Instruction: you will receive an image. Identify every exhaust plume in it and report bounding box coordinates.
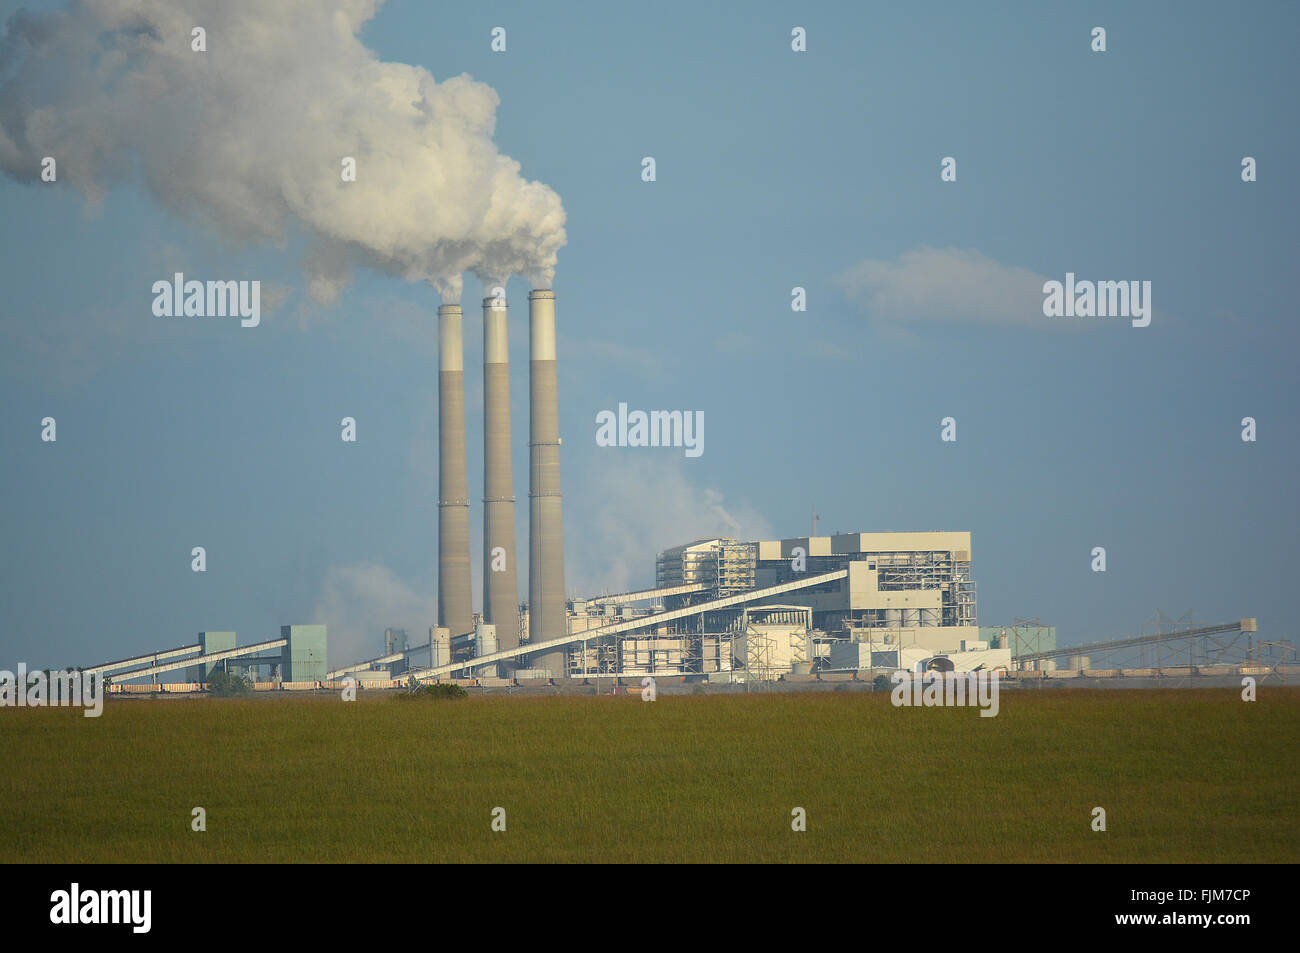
[0,0,565,302]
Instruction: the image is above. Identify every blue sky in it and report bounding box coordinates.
[2,0,1297,668]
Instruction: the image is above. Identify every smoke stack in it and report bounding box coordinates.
[482,292,520,651]
[528,289,567,674]
[437,303,473,637]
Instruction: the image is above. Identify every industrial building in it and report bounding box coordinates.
[322,292,1013,684]
[356,529,1004,683]
[569,530,996,680]
[87,625,329,687]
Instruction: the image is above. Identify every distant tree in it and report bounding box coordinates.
[397,680,467,700]
[206,668,251,697]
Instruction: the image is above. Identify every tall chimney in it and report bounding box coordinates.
[437,303,473,637]
[528,289,566,674]
[481,291,520,651]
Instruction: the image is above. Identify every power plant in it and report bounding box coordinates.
[419,287,995,682]
[418,287,997,681]
[74,284,1285,691]
[416,308,1003,681]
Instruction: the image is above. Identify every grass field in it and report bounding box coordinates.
[2,688,1296,863]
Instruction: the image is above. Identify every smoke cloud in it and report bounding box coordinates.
[566,456,774,596]
[312,562,432,666]
[0,0,565,302]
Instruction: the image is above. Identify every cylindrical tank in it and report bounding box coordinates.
[885,609,903,628]
[919,608,939,627]
[430,626,451,668]
[1041,658,1057,672]
[475,623,498,678]
[902,608,921,628]
[476,623,498,657]
[1068,655,1090,671]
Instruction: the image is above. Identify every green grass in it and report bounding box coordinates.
[2,688,1296,863]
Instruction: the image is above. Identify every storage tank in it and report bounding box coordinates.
[475,623,498,677]
[430,626,451,668]
[1066,655,1090,671]
[902,608,921,627]
[919,608,939,627]
[884,609,903,628]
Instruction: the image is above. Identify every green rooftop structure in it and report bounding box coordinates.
[281,625,327,681]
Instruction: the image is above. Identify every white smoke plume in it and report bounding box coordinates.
[566,456,775,597]
[312,562,432,667]
[0,0,565,302]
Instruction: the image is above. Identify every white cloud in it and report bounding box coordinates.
[837,246,1067,330]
